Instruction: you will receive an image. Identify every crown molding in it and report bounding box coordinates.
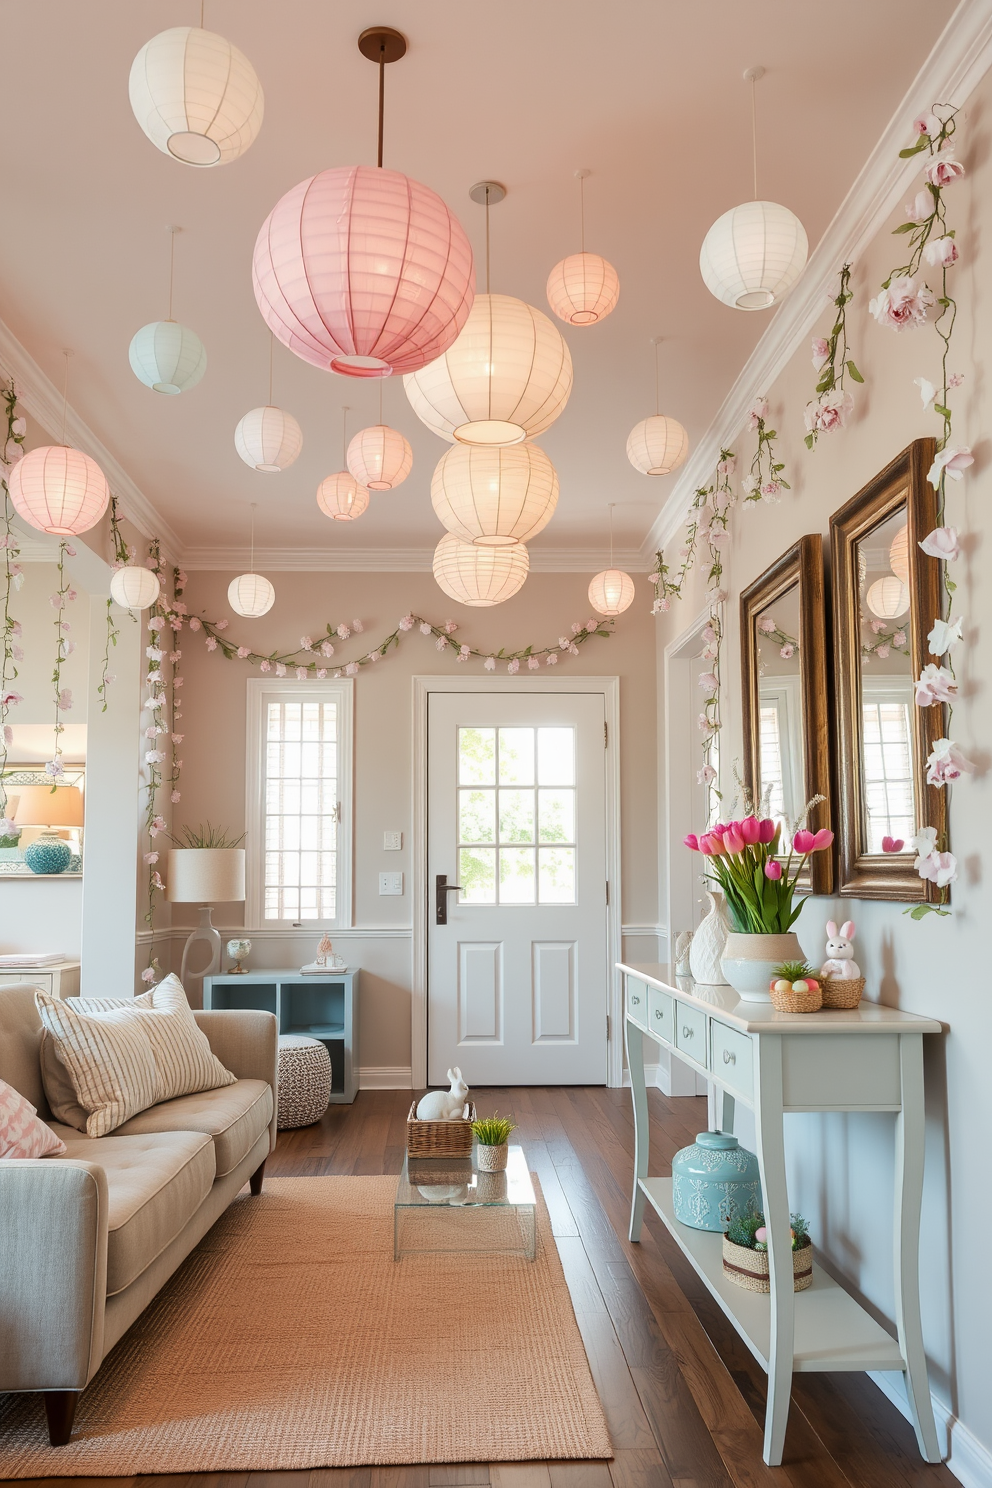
[179,545,655,574]
[643,0,992,557]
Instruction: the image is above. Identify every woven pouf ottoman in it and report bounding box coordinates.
[277,1034,333,1130]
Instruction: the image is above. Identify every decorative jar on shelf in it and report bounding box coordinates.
[671,1131,761,1232]
[24,837,72,875]
[688,890,731,986]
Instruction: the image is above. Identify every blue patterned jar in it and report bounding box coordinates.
[672,1131,761,1232]
[24,837,72,875]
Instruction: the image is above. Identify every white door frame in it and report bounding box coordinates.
[664,607,719,944]
[412,674,622,1090]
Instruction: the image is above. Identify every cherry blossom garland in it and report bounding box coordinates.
[98,496,137,714]
[755,612,800,662]
[45,540,78,783]
[141,540,185,967]
[805,263,864,447]
[862,617,909,664]
[0,380,26,831]
[742,399,790,504]
[649,447,736,612]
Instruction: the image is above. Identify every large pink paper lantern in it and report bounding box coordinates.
[8,446,110,535]
[252,165,475,380]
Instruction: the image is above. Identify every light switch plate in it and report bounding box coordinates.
[379,871,403,895]
[383,831,402,851]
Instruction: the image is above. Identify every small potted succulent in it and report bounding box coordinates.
[471,1112,517,1172]
[722,1210,813,1293]
[768,960,822,1013]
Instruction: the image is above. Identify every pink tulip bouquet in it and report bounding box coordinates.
[684,817,834,934]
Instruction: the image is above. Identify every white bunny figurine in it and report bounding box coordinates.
[416,1067,470,1121]
[820,920,861,980]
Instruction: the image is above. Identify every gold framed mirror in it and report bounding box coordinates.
[740,533,833,895]
[830,438,945,902]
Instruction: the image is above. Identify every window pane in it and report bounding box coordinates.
[459,727,496,785]
[499,789,535,843]
[500,847,536,903]
[459,847,496,903]
[538,788,574,843]
[538,727,574,785]
[262,695,339,921]
[459,789,495,844]
[539,847,576,903]
[499,728,535,785]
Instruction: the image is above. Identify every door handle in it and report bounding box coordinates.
[435,873,463,925]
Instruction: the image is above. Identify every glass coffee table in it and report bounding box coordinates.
[394,1144,537,1261]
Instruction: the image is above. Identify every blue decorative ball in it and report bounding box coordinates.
[24,838,73,875]
[672,1131,761,1232]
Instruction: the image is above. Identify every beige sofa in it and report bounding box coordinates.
[0,983,278,1445]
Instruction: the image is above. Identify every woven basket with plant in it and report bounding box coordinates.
[722,1210,813,1292]
[768,961,823,1014]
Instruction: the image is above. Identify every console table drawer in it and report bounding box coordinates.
[647,987,674,1045]
[626,977,648,1024]
[675,1003,707,1066]
[710,1021,753,1101]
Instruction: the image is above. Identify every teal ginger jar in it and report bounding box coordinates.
[24,837,72,875]
[672,1131,761,1232]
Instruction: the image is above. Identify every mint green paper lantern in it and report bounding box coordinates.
[129,320,207,395]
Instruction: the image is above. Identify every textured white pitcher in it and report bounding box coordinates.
[688,890,732,986]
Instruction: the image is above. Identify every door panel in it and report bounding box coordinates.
[458,941,503,1042]
[532,941,576,1042]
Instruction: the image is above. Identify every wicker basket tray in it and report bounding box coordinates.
[722,1235,813,1292]
[406,1101,476,1157]
[769,980,822,1013]
[821,976,865,1009]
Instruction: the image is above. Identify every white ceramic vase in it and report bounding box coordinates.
[689,890,732,986]
[721,931,804,1003]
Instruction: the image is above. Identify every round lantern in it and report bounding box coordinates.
[234,406,303,472]
[404,294,573,446]
[889,525,910,584]
[109,565,161,611]
[228,573,275,617]
[699,201,808,310]
[129,321,207,395]
[433,532,529,606]
[546,252,619,326]
[866,576,909,620]
[626,415,689,476]
[432,443,558,547]
[317,472,370,522]
[8,446,110,535]
[347,425,413,491]
[252,165,475,379]
[589,568,635,617]
[128,27,264,167]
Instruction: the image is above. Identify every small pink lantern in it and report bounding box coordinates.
[317,472,370,522]
[347,424,413,491]
[8,446,110,535]
[252,165,475,380]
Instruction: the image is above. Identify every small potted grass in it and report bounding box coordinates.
[471,1112,517,1172]
[768,960,822,1014]
[722,1210,813,1292]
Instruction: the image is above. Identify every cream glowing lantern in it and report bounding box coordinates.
[433,532,529,606]
[129,228,207,395]
[889,525,910,584]
[318,409,371,521]
[589,505,635,616]
[110,565,161,611]
[431,443,559,547]
[129,26,264,167]
[228,505,275,617]
[9,447,110,536]
[235,406,303,473]
[347,424,413,491]
[546,170,619,326]
[626,340,689,476]
[866,575,909,619]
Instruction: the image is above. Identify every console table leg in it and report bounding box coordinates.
[894,1035,940,1461]
[626,1017,648,1242]
[754,1037,793,1466]
[721,1089,736,1135]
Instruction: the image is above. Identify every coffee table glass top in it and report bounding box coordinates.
[394,1144,537,1260]
[396,1143,535,1208]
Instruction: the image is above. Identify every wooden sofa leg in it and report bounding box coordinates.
[44,1390,80,1445]
[249,1159,266,1195]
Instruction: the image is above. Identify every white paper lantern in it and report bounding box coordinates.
[234,406,303,472]
[129,321,207,394]
[866,575,909,620]
[404,294,572,446]
[699,201,808,310]
[129,27,264,167]
[109,565,161,610]
[317,472,370,522]
[589,568,635,617]
[546,252,619,325]
[433,532,529,606]
[889,525,910,584]
[432,443,558,547]
[8,446,110,535]
[626,415,689,476]
[228,573,275,617]
[347,425,413,491]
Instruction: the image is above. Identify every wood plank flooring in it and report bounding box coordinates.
[21,1085,954,1488]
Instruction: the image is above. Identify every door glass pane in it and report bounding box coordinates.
[498,728,535,784]
[459,789,495,843]
[539,847,575,903]
[499,789,535,842]
[538,788,574,843]
[538,727,575,785]
[458,727,496,785]
[500,847,536,903]
[459,847,496,903]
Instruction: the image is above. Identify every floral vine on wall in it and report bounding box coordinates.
[0,381,26,832]
[742,399,790,503]
[805,262,864,446]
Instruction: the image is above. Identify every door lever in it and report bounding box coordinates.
[435,873,463,925]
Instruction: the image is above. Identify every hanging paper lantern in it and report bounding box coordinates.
[433,532,529,606]
[347,425,413,491]
[109,565,161,610]
[626,415,689,476]
[8,446,110,535]
[228,573,275,617]
[129,321,207,395]
[589,568,635,617]
[699,201,808,310]
[235,406,303,472]
[252,165,475,379]
[317,472,370,522]
[432,443,558,547]
[546,252,619,326]
[889,525,910,584]
[404,294,573,446]
[128,27,264,167]
[866,575,909,620]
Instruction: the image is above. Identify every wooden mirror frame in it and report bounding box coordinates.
[830,438,945,902]
[740,533,833,895]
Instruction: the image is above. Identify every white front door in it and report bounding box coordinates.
[427,691,608,1086]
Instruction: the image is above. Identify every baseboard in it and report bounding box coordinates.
[869,1372,992,1488]
[623,1063,673,1096]
[358,1066,413,1090]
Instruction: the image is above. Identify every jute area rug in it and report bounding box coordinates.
[0,1175,611,1476]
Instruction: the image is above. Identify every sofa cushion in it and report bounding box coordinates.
[47,1125,215,1295]
[0,1077,66,1158]
[112,1079,273,1178]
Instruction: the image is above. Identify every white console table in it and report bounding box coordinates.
[620,961,942,1467]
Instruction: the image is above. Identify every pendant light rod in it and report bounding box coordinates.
[608,502,615,567]
[60,349,73,446]
[357,27,407,169]
[651,335,663,417]
[575,168,590,254]
[199,0,205,27]
[341,405,349,465]
[743,66,764,201]
[249,502,256,572]
[166,224,179,321]
[378,378,383,424]
[468,180,506,296]
[267,332,274,405]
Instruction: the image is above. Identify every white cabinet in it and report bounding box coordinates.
[0,961,80,999]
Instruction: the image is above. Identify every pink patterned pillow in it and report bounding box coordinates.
[0,1078,67,1159]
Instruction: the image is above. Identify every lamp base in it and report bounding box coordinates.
[179,906,222,987]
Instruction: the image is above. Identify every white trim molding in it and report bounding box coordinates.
[359,1067,414,1090]
[180,545,653,575]
[869,1372,992,1488]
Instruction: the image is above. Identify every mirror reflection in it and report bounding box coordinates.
[754,582,803,852]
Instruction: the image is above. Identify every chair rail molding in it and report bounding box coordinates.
[179,545,653,574]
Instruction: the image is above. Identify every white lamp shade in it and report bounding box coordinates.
[235,406,303,472]
[889,525,910,584]
[316,472,370,521]
[432,442,558,547]
[626,415,689,476]
[404,294,573,446]
[347,425,413,491]
[228,573,275,617]
[866,575,909,620]
[110,565,162,610]
[589,568,635,617]
[433,532,529,607]
[129,321,207,394]
[129,27,264,167]
[546,252,620,325]
[8,446,110,535]
[13,783,84,829]
[166,847,245,902]
[699,200,808,310]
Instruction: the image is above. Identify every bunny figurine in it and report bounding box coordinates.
[820,920,861,981]
[416,1067,470,1121]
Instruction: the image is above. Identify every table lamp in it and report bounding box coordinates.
[14,784,85,875]
[166,848,246,985]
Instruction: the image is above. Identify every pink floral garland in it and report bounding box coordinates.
[805,263,864,447]
[0,382,26,836]
[742,399,790,504]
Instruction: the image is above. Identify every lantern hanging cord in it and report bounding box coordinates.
[750,74,758,200]
[654,340,660,417]
[378,379,383,424]
[167,227,177,321]
[60,350,71,446]
[485,187,491,295]
[377,41,385,167]
[341,406,349,466]
[608,503,615,567]
[267,333,274,405]
[249,504,256,574]
[579,174,585,254]
[199,1,205,28]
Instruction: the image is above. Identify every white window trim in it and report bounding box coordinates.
[245,677,354,932]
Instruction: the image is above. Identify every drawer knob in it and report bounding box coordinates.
[682,1024,694,1038]
[723,1049,736,1065]
[654,1009,663,1020]
[631,994,640,1004]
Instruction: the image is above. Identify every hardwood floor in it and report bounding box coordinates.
[23,1085,954,1488]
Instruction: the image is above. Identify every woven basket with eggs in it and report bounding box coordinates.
[769,961,822,1013]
